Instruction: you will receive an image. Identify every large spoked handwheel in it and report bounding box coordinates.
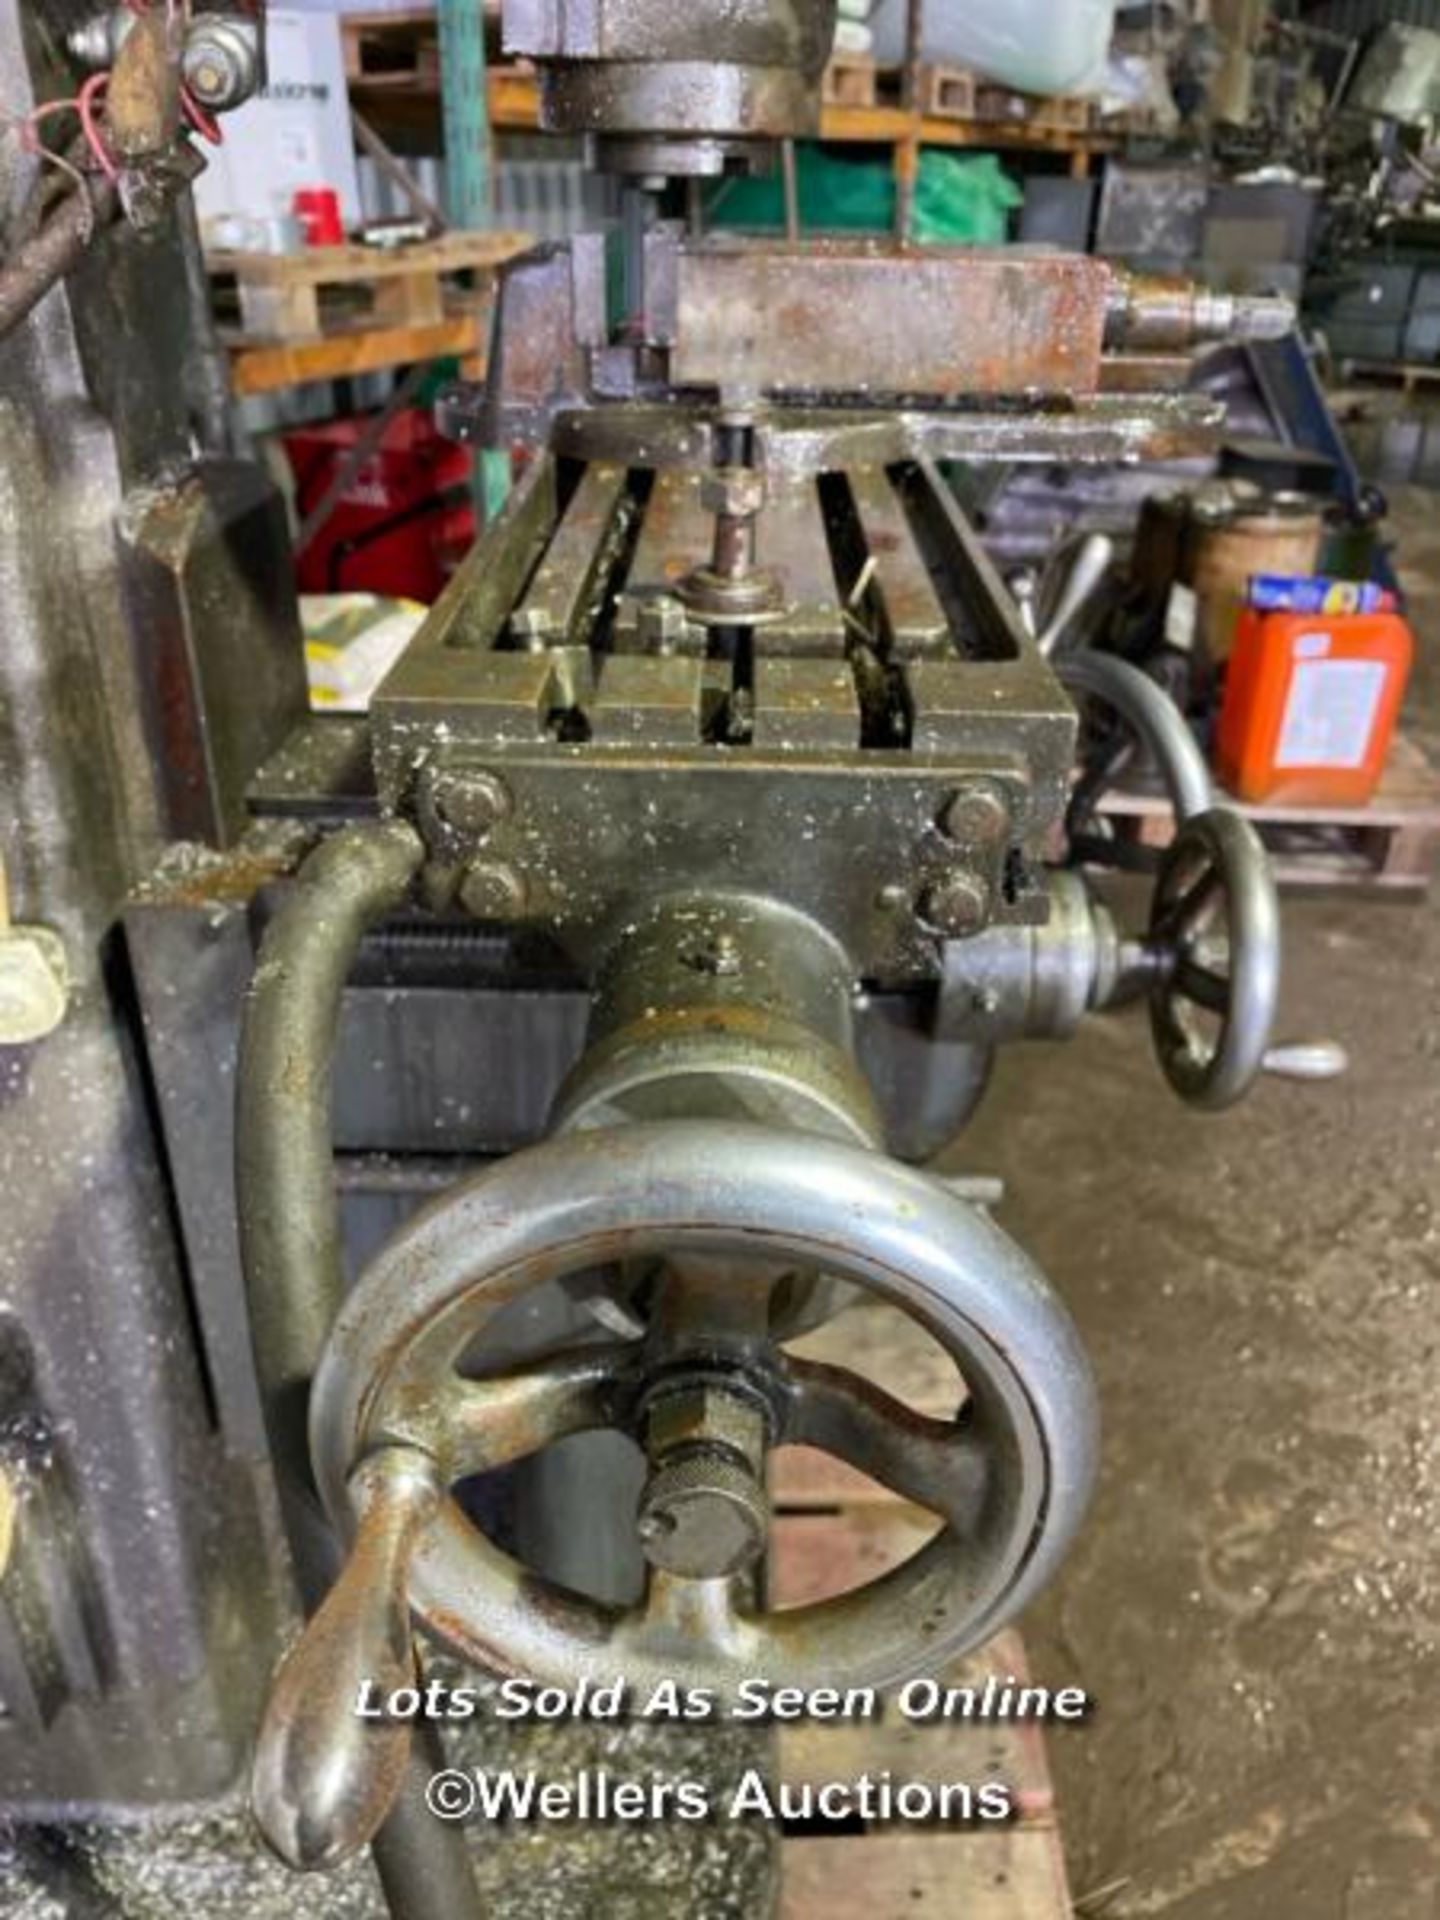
[1148,807,1281,1111]
[253,1122,1097,1869]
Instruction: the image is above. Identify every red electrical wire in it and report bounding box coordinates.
[76,72,118,184]
[22,97,79,145]
[180,85,223,146]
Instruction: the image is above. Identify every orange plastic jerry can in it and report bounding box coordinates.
[1216,607,1413,806]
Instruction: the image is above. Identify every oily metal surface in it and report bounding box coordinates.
[540,396,1227,471]
[504,0,834,167]
[370,454,1074,987]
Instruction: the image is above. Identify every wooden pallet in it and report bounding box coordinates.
[975,82,1092,133]
[342,5,440,88]
[822,52,879,109]
[771,1301,1073,1919]
[1336,358,1440,397]
[918,62,979,122]
[1097,732,1440,894]
[206,232,529,342]
[1097,103,1163,136]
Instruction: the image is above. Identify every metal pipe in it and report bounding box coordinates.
[350,106,448,233]
[235,822,482,1920]
[1036,533,1115,657]
[0,175,118,342]
[1057,651,1213,823]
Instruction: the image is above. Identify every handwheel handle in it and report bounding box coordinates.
[251,1447,440,1870]
[1148,807,1281,1111]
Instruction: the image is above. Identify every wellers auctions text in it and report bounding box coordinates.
[357,1674,1092,1725]
[424,1767,1015,1826]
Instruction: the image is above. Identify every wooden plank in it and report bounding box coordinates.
[770,1506,939,1610]
[1094,734,1440,894]
[207,231,531,290]
[778,1625,1057,1822]
[781,1299,965,1422]
[1339,359,1440,393]
[225,309,487,396]
[823,53,879,109]
[771,1444,910,1509]
[1100,734,1440,831]
[919,64,978,122]
[782,1826,1072,1919]
[371,269,445,327]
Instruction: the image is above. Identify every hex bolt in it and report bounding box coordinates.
[636,1384,770,1581]
[458,859,526,922]
[939,781,1010,846]
[920,871,992,939]
[426,768,512,840]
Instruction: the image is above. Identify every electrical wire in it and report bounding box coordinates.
[76,72,119,184]
[4,103,93,236]
[180,86,223,146]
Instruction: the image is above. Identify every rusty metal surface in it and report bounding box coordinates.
[107,9,182,158]
[462,237,1232,459]
[672,241,1112,398]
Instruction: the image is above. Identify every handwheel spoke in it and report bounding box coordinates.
[784,1359,989,1533]
[629,1566,747,1660]
[433,1345,636,1479]
[1174,953,1231,1016]
[1156,861,1221,939]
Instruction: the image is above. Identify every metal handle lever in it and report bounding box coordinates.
[1262,1039,1350,1082]
[252,1447,440,1872]
[1038,534,1115,658]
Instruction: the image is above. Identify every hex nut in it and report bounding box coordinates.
[919,871,991,939]
[458,859,527,921]
[699,467,766,521]
[647,1383,767,1466]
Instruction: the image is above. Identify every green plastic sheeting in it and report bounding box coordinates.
[706,143,1022,246]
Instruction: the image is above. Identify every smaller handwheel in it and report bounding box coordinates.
[1148,807,1280,1110]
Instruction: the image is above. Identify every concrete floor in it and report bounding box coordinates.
[953,489,1440,1917]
